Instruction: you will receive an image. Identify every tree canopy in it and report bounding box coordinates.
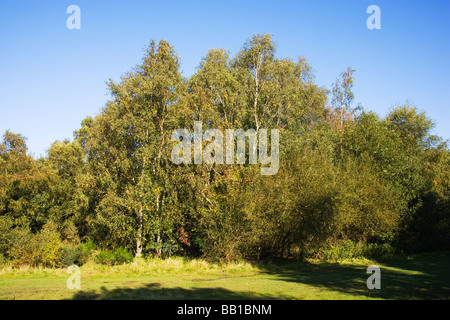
[1,35,449,265]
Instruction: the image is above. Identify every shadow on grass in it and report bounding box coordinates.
[71,283,283,300]
[71,251,450,300]
[253,251,450,300]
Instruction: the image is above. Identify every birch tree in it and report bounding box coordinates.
[76,40,185,257]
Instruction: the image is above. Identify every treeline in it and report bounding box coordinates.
[1,34,449,266]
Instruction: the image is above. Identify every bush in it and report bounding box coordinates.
[9,222,63,267]
[0,216,14,257]
[9,228,36,267]
[363,243,396,259]
[306,240,365,261]
[58,244,89,267]
[95,247,133,265]
[33,222,63,267]
[112,247,134,264]
[81,239,95,253]
[95,249,114,265]
[305,240,397,261]
[0,253,8,267]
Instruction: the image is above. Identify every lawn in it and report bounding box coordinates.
[0,251,449,300]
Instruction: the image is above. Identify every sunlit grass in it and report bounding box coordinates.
[0,251,449,300]
[76,256,257,277]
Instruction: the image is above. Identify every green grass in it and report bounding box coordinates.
[1,251,449,300]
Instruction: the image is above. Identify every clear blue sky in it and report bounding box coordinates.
[1,0,449,158]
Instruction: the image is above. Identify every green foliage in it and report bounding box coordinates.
[82,239,96,253]
[95,250,114,265]
[0,253,7,267]
[0,216,14,256]
[33,221,62,267]
[9,222,62,267]
[306,240,397,261]
[0,131,57,233]
[0,35,448,266]
[363,243,397,259]
[95,247,134,265]
[58,244,90,267]
[8,228,34,266]
[306,240,365,261]
[112,247,134,265]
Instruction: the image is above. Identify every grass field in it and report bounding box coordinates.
[0,251,449,300]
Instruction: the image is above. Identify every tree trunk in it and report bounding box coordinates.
[155,193,161,256]
[253,61,260,132]
[156,232,161,256]
[136,208,143,257]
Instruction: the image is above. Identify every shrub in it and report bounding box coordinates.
[0,253,8,267]
[95,249,114,265]
[9,228,35,266]
[112,247,134,265]
[306,240,365,261]
[81,239,95,253]
[305,240,397,261]
[9,222,62,267]
[33,221,63,267]
[0,216,14,257]
[363,242,396,259]
[95,247,133,265]
[58,244,89,267]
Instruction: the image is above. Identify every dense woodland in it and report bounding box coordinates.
[1,34,449,267]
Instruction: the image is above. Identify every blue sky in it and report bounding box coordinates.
[1,0,449,157]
